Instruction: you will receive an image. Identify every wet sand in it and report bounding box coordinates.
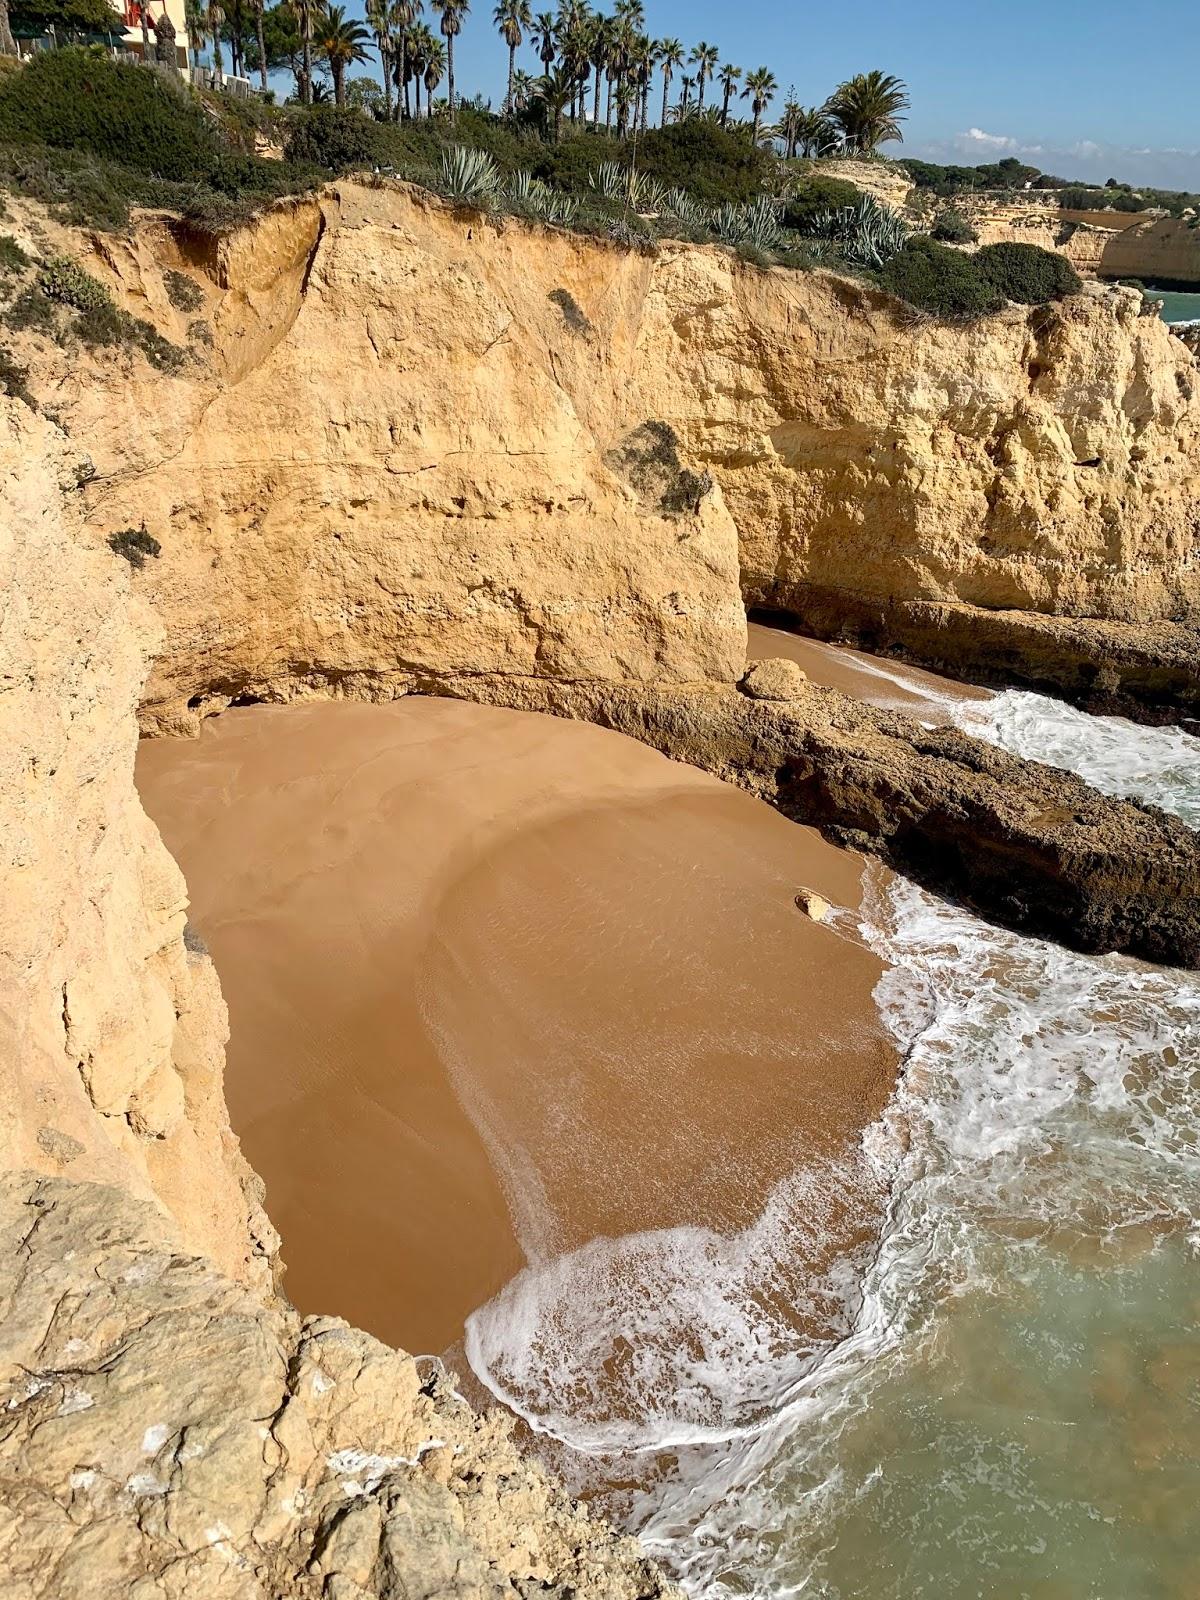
[748,620,992,718]
[137,698,895,1356]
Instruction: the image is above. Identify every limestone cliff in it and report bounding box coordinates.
[0,397,678,1598]
[5,180,1191,726]
[0,401,275,1290]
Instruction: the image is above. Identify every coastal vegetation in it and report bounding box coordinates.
[0,47,1087,323]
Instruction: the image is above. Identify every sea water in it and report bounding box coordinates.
[468,690,1200,1597]
[1152,288,1200,326]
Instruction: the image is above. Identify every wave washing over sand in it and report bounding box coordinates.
[468,696,1200,1597]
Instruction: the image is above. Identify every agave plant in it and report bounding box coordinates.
[660,187,709,228]
[437,146,503,205]
[711,196,784,250]
[590,160,630,201]
[508,169,548,202]
[806,196,910,269]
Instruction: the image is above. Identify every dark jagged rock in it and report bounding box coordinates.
[428,675,1200,969]
[750,595,1200,729]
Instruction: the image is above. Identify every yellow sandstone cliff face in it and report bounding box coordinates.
[0,400,276,1290]
[10,180,1193,730]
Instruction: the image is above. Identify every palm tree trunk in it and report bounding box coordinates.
[752,108,760,144]
[697,75,705,109]
[447,32,455,124]
[721,85,729,125]
[302,34,312,102]
[0,0,16,55]
[604,75,611,132]
[553,103,562,142]
[139,0,150,54]
[641,78,648,129]
[592,65,601,128]
[506,41,515,113]
[398,31,406,119]
[661,70,668,127]
[213,29,224,84]
[380,42,392,117]
[333,60,345,104]
[255,0,267,91]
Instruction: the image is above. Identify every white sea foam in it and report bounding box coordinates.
[629,872,1200,1594]
[953,689,1200,827]
[465,1146,888,1454]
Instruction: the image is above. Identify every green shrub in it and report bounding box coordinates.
[282,105,387,170]
[0,233,29,274]
[108,525,161,569]
[619,120,772,206]
[5,284,59,336]
[164,269,203,312]
[974,241,1081,304]
[37,253,112,312]
[878,236,1003,318]
[782,175,862,231]
[0,50,218,182]
[930,209,977,244]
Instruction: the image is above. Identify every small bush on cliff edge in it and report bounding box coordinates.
[108,525,161,569]
[878,236,1003,318]
[930,208,977,244]
[974,242,1081,304]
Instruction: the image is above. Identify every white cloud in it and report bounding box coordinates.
[959,127,1018,151]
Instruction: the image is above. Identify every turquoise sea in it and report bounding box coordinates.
[1151,287,1200,324]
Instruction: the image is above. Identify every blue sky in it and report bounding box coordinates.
[286,0,1200,188]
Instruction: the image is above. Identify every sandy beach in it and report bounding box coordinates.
[749,620,992,716]
[137,696,896,1357]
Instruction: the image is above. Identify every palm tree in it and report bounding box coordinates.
[716,61,739,126]
[493,0,532,112]
[316,4,371,103]
[422,32,446,109]
[791,104,837,158]
[555,0,588,121]
[0,0,14,57]
[535,62,574,140]
[407,19,432,111]
[429,0,469,124]
[209,0,225,82]
[588,13,609,128]
[366,0,393,117]
[289,0,327,103]
[656,36,681,127]
[251,0,268,90]
[390,0,422,120]
[678,72,693,110]
[741,65,776,144]
[689,40,717,110]
[823,69,909,154]
[531,8,555,69]
[510,65,534,110]
[184,0,206,69]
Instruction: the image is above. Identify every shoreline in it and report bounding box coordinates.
[136,696,897,1359]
